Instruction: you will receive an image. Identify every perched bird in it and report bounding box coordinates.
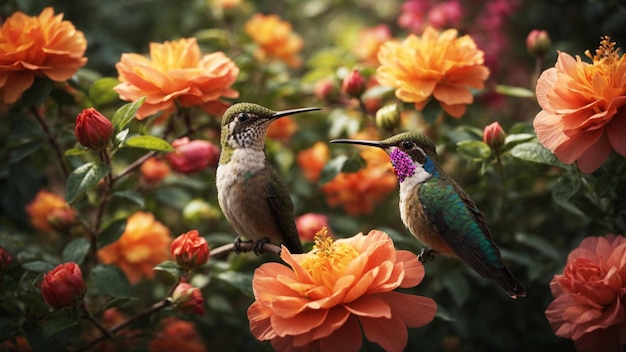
[216,103,320,254]
[330,132,526,298]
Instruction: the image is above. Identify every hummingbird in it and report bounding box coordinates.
[216,103,320,254]
[330,132,526,298]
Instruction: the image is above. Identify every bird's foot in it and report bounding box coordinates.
[418,248,439,263]
[253,238,271,255]
[234,237,254,254]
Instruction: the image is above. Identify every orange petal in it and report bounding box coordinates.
[344,294,391,318]
[359,313,407,352]
[396,250,424,288]
[379,291,437,328]
[318,315,362,352]
[572,132,611,173]
[271,308,328,336]
[247,301,276,340]
[607,105,626,157]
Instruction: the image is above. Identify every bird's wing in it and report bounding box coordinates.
[418,179,524,296]
[265,165,303,254]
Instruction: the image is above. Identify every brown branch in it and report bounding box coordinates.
[30,106,69,178]
[210,241,282,258]
[111,151,157,183]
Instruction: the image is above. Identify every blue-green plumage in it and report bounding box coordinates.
[331,132,526,298]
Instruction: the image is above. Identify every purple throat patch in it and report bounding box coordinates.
[389,148,416,182]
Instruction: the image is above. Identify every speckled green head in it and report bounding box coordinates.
[220,103,320,150]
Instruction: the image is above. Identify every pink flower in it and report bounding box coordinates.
[170,282,205,316]
[545,234,626,352]
[295,213,332,242]
[166,137,220,174]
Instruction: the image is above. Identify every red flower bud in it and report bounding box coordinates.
[483,122,506,150]
[0,247,11,272]
[74,108,114,149]
[170,230,210,271]
[313,78,339,103]
[166,138,220,174]
[526,30,551,58]
[170,282,205,315]
[41,262,86,308]
[342,69,366,98]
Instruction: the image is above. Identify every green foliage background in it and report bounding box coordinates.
[1,0,626,351]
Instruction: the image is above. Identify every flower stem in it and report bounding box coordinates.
[494,147,508,226]
[30,106,69,178]
[80,302,111,338]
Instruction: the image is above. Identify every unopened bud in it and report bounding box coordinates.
[483,122,506,150]
[170,282,205,315]
[342,69,366,98]
[375,104,401,131]
[41,262,86,308]
[74,108,114,150]
[526,30,551,58]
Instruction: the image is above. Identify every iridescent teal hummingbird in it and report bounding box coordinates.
[331,132,526,298]
[216,103,320,254]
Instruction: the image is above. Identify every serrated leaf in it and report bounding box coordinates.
[62,238,90,265]
[42,307,80,339]
[66,162,111,203]
[216,271,253,297]
[21,261,55,273]
[112,97,146,132]
[456,140,491,160]
[124,135,173,152]
[154,260,184,279]
[551,174,582,202]
[97,219,127,248]
[494,84,535,98]
[88,77,119,106]
[509,142,568,168]
[91,265,131,297]
[515,233,561,261]
[112,190,145,207]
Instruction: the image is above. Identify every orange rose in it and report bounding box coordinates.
[25,189,76,232]
[248,229,437,352]
[322,141,397,215]
[140,157,171,185]
[545,234,626,352]
[533,37,626,174]
[148,318,206,352]
[114,38,239,119]
[297,141,329,183]
[0,7,87,104]
[377,27,489,118]
[98,212,172,283]
[244,13,303,68]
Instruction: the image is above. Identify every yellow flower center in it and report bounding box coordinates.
[300,228,359,290]
[585,36,621,70]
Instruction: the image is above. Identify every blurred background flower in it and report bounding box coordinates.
[25,189,75,233]
[244,13,303,68]
[148,318,206,352]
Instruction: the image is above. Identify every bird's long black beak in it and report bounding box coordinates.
[329,139,387,148]
[271,107,321,119]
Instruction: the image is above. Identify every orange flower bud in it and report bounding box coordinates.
[140,157,171,185]
[26,190,76,233]
[41,262,86,308]
[526,30,551,58]
[74,108,114,149]
[483,122,506,150]
[166,137,220,174]
[170,283,205,315]
[295,213,333,242]
[342,69,366,98]
[170,230,210,271]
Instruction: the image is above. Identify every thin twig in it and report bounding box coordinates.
[30,106,69,177]
[111,151,156,183]
[210,241,282,258]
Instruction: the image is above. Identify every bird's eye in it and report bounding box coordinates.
[401,140,414,150]
[237,113,249,122]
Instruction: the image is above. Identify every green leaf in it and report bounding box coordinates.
[91,265,131,297]
[21,261,55,272]
[494,85,535,98]
[42,307,80,339]
[9,141,44,163]
[503,133,535,146]
[456,140,491,160]
[111,190,145,207]
[97,219,127,248]
[319,155,347,185]
[88,77,119,106]
[515,233,561,261]
[62,238,90,265]
[154,260,184,279]
[124,135,173,152]
[509,142,568,168]
[551,174,582,202]
[216,271,253,297]
[66,162,111,203]
[64,147,88,156]
[112,97,146,132]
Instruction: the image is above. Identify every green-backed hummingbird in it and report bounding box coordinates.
[216,103,320,254]
[331,132,526,298]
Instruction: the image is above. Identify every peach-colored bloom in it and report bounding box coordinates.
[244,14,303,68]
[140,157,171,185]
[98,212,172,284]
[545,234,626,352]
[267,116,298,141]
[352,25,392,66]
[114,38,239,119]
[25,190,75,232]
[533,37,626,174]
[0,7,87,104]
[297,141,329,183]
[295,213,333,242]
[322,131,397,215]
[248,229,437,352]
[377,27,489,118]
[148,318,206,352]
